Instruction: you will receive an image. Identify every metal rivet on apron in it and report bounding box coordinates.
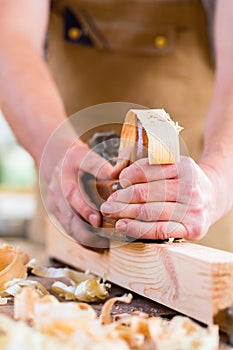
[68,27,81,41]
[154,35,168,49]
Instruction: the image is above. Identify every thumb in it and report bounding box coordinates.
[66,142,113,179]
[110,146,133,179]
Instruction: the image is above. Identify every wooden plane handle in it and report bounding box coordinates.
[119,109,183,165]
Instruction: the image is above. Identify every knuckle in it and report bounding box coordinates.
[154,222,169,240]
[66,146,76,162]
[137,204,152,221]
[48,181,56,195]
[133,184,147,202]
[136,223,147,239]
[64,182,76,201]
[180,156,195,177]
[145,222,169,240]
[78,202,92,218]
[164,163,178,179]
[135,204,143,220]
[185,182,202,206]
[126,162,147,181]
[191,185,199,200]
[161,204,171,220]
[185,156,195,168]
[135,158,148,167]
[186,223,203,240]
[189,201,203,216]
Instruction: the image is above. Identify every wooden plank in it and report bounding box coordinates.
[46,224,233,327]
[0,238,232,348]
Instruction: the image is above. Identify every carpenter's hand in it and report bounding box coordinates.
[46,141,113,248]
[100,156,219,241]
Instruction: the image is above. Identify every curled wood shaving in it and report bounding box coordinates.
[14,286,40,321]
[109,313,219,350]
[111,325,145,348]
[0,246,219,349]
[28,259,95,284]
[0,297,8,305]
[0,245,29,296]
[0,288,219,350]
[34,296,97,335]
[0,314,82,350]
[4,278,49,297]
[101,293,133,324]
[52,279,110,302]
[51,281,75,300]
[147,316,219,350]
[28,259,110,302]
[73,279,110,301]
[6,292,130,349]
[0,248,110,304]
[115,314,151,337]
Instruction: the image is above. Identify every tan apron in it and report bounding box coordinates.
[31,0,233,251]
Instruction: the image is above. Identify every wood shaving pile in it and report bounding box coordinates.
[0,288,219,350]
[0,244,29,305]
[0,245,110,303]
[0,244,219,349]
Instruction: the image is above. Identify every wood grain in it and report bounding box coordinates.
[119,109,181,164]
[46,225,233,327]
[0,237,232,348]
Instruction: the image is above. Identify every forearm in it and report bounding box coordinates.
[200,76,233,171]
[199,0,233,217]
[199,77,233,215]
[0,36,78,181]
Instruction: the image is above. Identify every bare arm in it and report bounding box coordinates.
[0,0,112,245]
[102,1,233,241]
[199,0,233,218]
[0,0,73,181]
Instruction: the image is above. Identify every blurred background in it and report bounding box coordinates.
[0,111,36,237]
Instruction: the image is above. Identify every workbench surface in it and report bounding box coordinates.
[0,238,232,349]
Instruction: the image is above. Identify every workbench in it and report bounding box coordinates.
[0,237,232,349]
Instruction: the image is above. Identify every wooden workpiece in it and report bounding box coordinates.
[46,109,233,330]
[0,238,232,349]
[47,226,233,328]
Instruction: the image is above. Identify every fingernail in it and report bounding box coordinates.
[116,220,127,232]
[89,214,100,227]
[101,203,112,213]
[120,179,131,188]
